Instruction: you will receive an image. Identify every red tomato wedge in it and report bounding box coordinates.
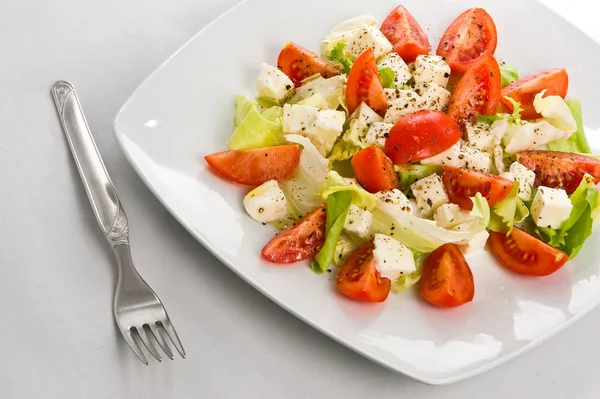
[351,146,398,193]
[380,5,431,62]
[420,243,475,308]
[488,228,569,276]
[262,207,327,263]
[336,241,391,302]
[442,165,514,210]
[501,68,569,119]
[437,7,498,74]
[345,48,387,116]
[517,150,600,194]
[384,110,462,165]
[277,42,340,87]
[205,146,300,186]
[447,53,502,124]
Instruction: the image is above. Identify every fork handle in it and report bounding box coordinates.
[52,81,129,247]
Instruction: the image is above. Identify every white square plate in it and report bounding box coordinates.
[114,0,600,384]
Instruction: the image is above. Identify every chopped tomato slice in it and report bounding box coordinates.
[351,146,398,193]
[336,241,391,302]
[420,243,475,308]
[517,150,600,194]
[262,207,327,263]
[205,146,300,186]
[380,5,431,62]
[447,53,502,124]
[384,110,462,165]
[345,48,387,116]
[488,227,569,276]
[501,68,569,119]
[436,7,498,74]
[277,42,340,87]
[442,165,514,210]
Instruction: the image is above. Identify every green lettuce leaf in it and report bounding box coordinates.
[228,96,285,150]
[312,191,353,274]
[332,233,361,266]
[547,99,591,154]
[327,119,368,162]
[395,164,442,195]
[370,193,491,253]
[326,43,353,74]
[500,62,519,88]
[319,171,377,210]
[534,174,599,258]
[288,76,346,110]
[488,182,529,233]
[378,67,396,89]
[504,96,523,125]
[391,253,426,293]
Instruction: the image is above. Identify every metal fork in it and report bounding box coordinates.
[52,81,185,364]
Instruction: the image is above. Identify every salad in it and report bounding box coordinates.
[204,5,600,308]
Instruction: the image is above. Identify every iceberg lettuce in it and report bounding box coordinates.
[228,96,284,150]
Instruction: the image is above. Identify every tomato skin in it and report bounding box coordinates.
[437,7,498,74]
[442,165,514,210]
[262,207,327,264]
[501,69,569,119]
[336,241,391,302]
[380,5,431,62]
[277,42,340,87]
[384,110,462,165]
[345,48,387,116]
[420,244,474,308]
[517,151,600,194]
[488,228,569,276]
[351,146,398,193]
[205,146,300,186]
[447,53,502,124]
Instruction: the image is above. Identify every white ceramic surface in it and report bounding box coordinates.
[114,0,600,384]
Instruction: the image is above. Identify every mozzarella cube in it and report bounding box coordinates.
[456,146,492,173]
[466,118,508,152]
[433,203,474,229]
[307,109,346,155]
[343,204,373,237]
[373,234,416,280]
[411,174,449,217]
[530,186,573,229]
[365,122,393,148]
[413,55,451,88]
[501,162,536,201]
[415,82,451,111]
[256,63,294,104]
[243,180,287,223]
[375,189,413,214]
[383,88,420,102]
[420,141,461,166]
[347,25,393,59]
[459,229,490,256]
[283,104,319,134]
[351,102,384,125]
[383,96,423,124]
[377,53,412,86]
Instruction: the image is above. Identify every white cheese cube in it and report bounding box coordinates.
[256,63,294,104]
[383,96,423,124]
[365,122,394,148]
[466,117,508,152]
[383,88,420,102]
[456,146,492,173]
[243,180,287,223]
[307,109,346,155]
[377,53,412,86]
[347,25,393,59]
[459,229,490,256]
[501,162,536,201]
[530,186,573,229]
[413,55,451,88]
[375,189,413,214]
[373,233,416,280]
[351,102,384,125]
[420,141,462,166]
[433,203,474,229]
[343,204,373,237]
[283,104,319,134]
[411,174,449,217]
[415,82,451,111]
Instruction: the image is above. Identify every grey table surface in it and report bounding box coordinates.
[2,0,600,398]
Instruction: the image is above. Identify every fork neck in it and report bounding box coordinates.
[113,243,141,282]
